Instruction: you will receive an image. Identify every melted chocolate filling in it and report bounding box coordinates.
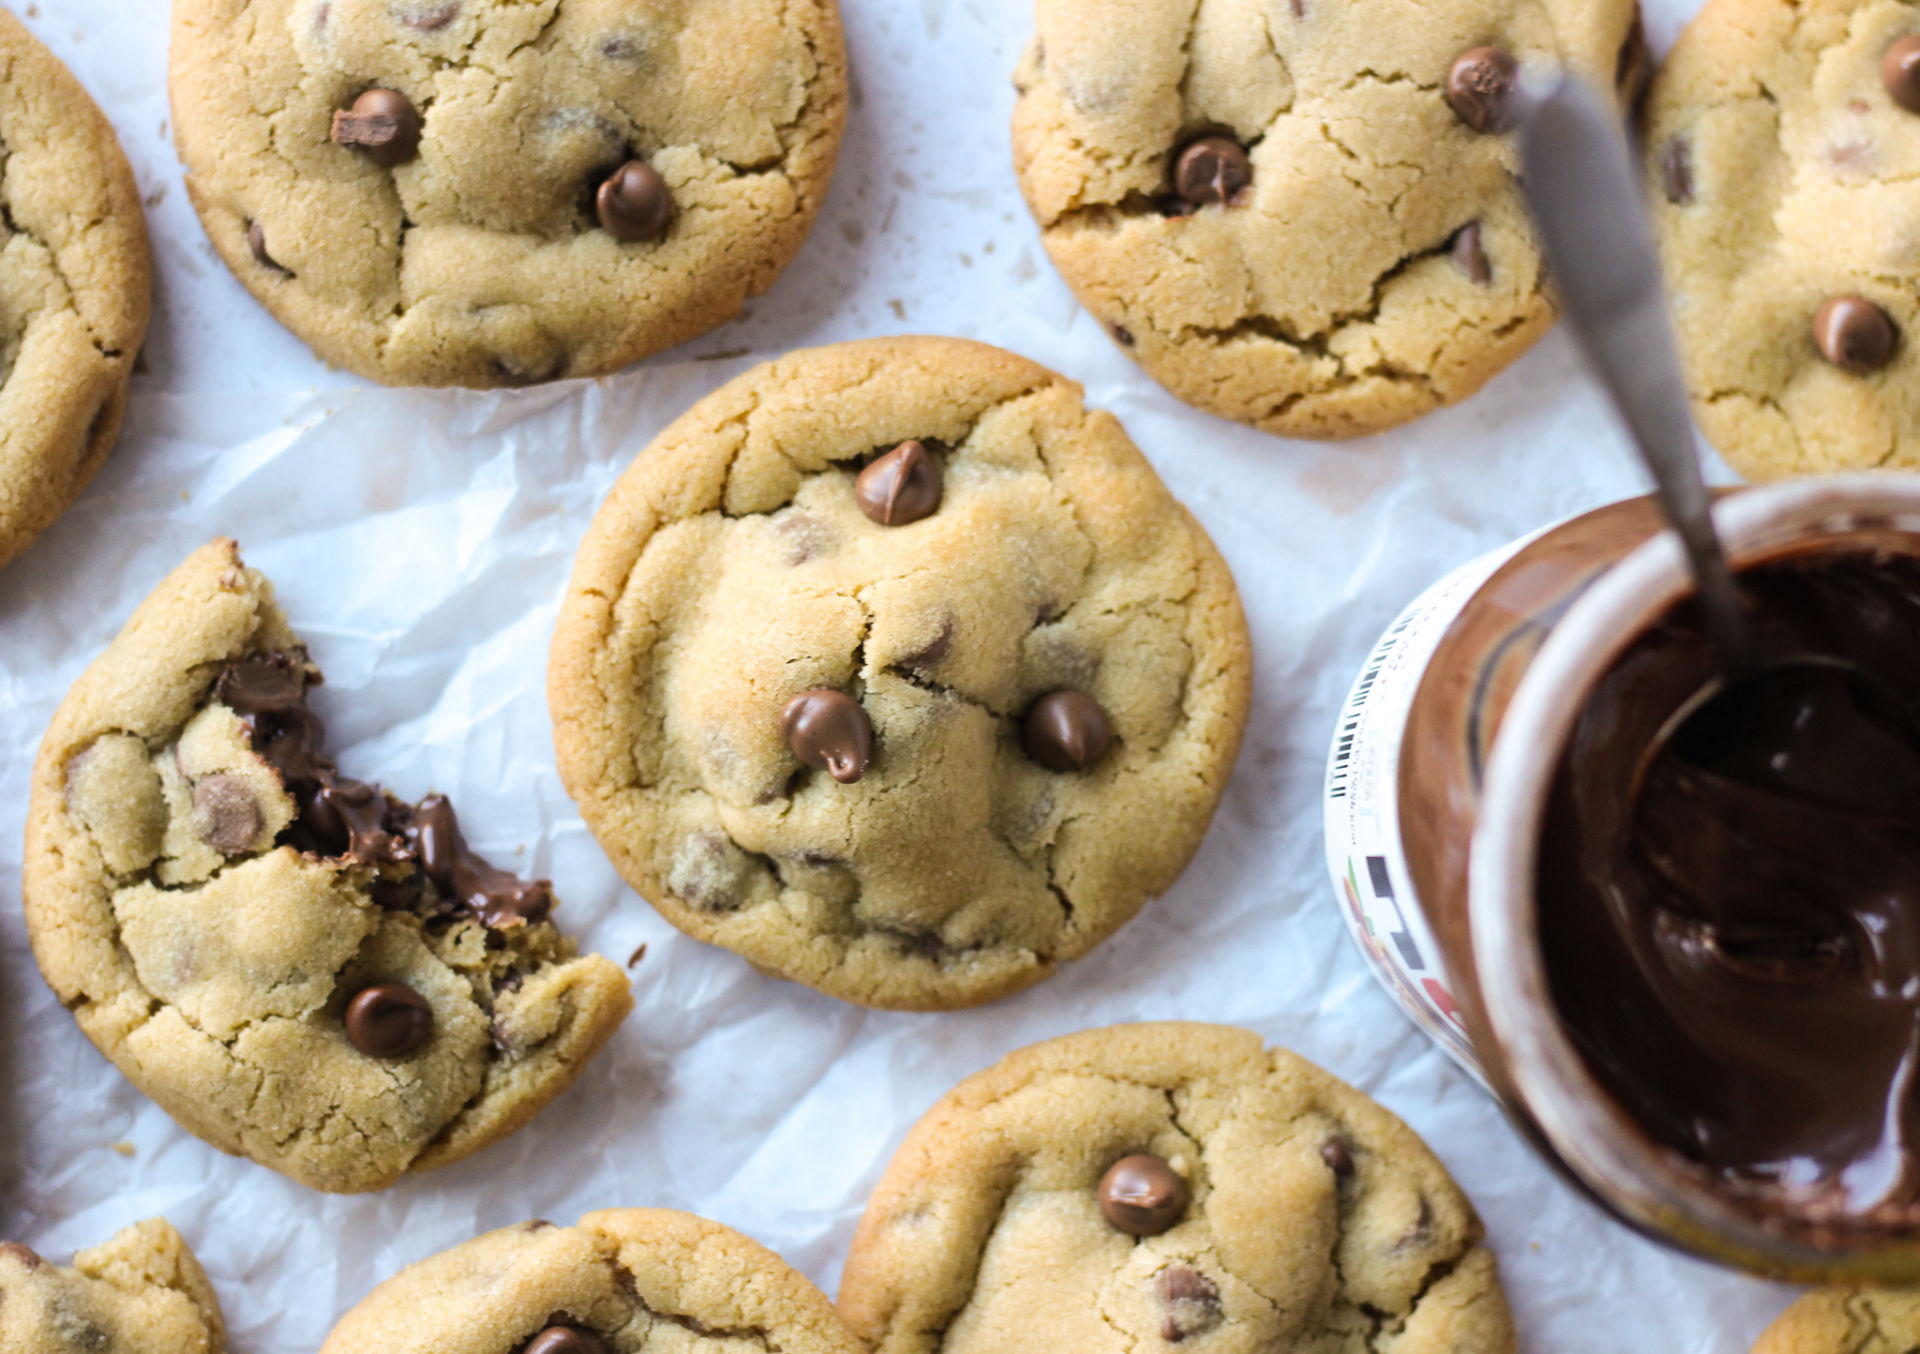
[216,653,553,928]
[1541,552,1920,1224]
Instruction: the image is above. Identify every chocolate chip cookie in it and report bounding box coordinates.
[838,1023,1516,1354]
[548,337,1252,1011]
[0,8,151,567]
[22,539,633,1194]
[169,0,847,388]
[317,1209,864,1354]
[1752,1288,1920,1352]
[1010,0,1640,440]
[0,1219,225,1354]
[1647,0,1920,479]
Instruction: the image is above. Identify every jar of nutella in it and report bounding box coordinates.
[1325,474,1920,1280]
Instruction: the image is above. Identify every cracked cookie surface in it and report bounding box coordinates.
[1010,0,1636,440]
[22,538,633,1194]
[1752,1288,1920,1353]
[0,8,151,567]
[1647,0,1920,479]
[548,337,1252,1011]
[168,0,846,388]
[0,1218,226,1354]
[838,1023,1516,1354]
[318,1208,864,1354]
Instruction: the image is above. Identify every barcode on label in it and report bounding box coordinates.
[1325,609,1418,800]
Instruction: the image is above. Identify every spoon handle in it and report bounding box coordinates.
[1516,77,1752,672]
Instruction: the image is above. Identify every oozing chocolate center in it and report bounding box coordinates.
[216,652,553,927]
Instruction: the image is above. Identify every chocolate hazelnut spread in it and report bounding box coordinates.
[1541,549,1920,1221]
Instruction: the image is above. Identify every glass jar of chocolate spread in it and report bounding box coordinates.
[1324,474,1920,1280]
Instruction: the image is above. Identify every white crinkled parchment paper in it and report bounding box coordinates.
[0,1,1798,1350]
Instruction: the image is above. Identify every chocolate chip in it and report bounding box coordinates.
[394,1,459,30]
[781,689,873,784]
[877,922,946,958]
[1829,137,1872,173]
[1173,135,1252,207]
[1661,136,1693,205]
[407,794,555,927]
[307,777,407,866]
[1445,46,1520,134]
[855,440,943,526]
[191,774,263,855]
[773,513,836,564]
[1156,1266,1216,1305]
[1449,221,1490,285]
[344,983,433,1058]
[522,1327,609,1354]
[1813,296,1898,373]
[668,830,752,910]
[247,221,290,275]
[330,89,422,168]
[1098,1154,1190,1236]
[216,651,310,715]
[1022,690,1112,773]
[1110,323,1136,347]
[1155,1266,1222,1343]
[369,874,429,914]
[1321,1138,1356,1178]
[0,1243,42,1270]
[899,619,955,673]
[1886,35,1920,113]
[217,654,398,864]
[596,160,672,242]
[1392,1198,1436,1252]
[610,1262,644,1304]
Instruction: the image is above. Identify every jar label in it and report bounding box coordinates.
[1321,540,1534,1083]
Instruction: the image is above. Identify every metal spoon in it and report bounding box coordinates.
[1514,76,1752,674]
[1513,76,1920,747]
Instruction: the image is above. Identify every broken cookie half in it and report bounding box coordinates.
[0,1218,225,1354]
[22,538,633,1194]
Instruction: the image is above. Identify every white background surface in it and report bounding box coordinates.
[0,1,1789,1350]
